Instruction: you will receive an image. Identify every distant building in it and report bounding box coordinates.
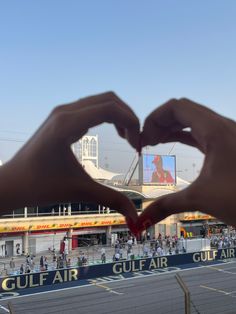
[72,135,98,167]
[72,135,119,181]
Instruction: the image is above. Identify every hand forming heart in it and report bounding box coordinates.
[0,92,236,232]
[138,98,236,230]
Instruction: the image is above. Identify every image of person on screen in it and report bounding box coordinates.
[151,155,175,184]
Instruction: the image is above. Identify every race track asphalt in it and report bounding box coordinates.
[1,261,236,314]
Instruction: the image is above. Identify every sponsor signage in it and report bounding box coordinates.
[0,216,126,233]
[183,214,214,221]
[0,248,235,292]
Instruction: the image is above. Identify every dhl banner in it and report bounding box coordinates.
[0,214,126,233]
[183,214,214,221]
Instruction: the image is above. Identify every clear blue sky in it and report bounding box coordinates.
[1,0,236,180]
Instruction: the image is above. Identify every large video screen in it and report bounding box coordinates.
[143,154,176,185]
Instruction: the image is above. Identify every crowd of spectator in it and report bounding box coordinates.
[8,250,89,275]
[6,230,236,276]
[143,234,187,257]
[112,236,135,261]
[210,233,236,249]
[109,234,186,262]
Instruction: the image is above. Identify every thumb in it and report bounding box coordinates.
[76,180,139,235]
[136,187,197,233]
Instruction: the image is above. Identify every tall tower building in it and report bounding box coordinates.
[72,135,98,168]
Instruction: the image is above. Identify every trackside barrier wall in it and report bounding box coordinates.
[0,248,235,292]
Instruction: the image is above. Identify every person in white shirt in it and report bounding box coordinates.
[127,238,133,247]
[115,252,120,261]
[156,246,163,256]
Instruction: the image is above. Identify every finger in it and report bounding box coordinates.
[162,130,205,153]
[90,181,138,223]
[67,179,139,235]
[142,98,218,148]
[116,126,126,138]
[78,102,140,150]
[141,122,204,152]
[52,100,140,150]
[26,169,139,235]
[54,91,140,148]
[136,186,199,233]
[58,91,137,118]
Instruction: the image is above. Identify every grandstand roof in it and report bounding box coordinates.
[106,176,190,200]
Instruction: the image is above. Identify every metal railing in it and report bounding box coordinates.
[176,273,191,314]
[1,209,119,219]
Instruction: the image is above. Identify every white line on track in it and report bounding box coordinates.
[91,282,124,296]
[205,262,236,275]
[200,285,236,298]
[109,290,123,295]
[0,305,9,313]
[218,266,236,271]
[199,262,236,298]
[0,261,235,302]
